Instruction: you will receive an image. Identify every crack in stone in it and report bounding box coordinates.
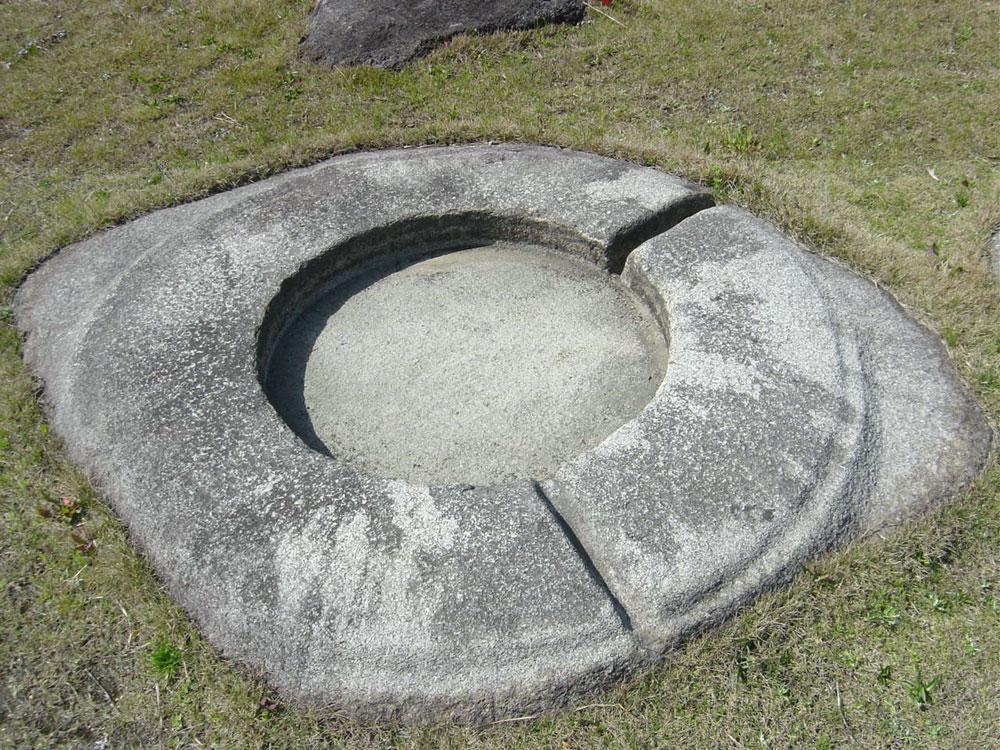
[532,480,633,633]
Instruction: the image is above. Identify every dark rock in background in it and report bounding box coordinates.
[300,0,586,69]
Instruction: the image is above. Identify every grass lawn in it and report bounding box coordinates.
[1,0,998,747]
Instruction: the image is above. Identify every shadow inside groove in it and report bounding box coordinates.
[256,206,717,485]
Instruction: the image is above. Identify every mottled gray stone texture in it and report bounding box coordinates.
[14,145,991,723]
[300,0,585,69]
[992,229,1000,277]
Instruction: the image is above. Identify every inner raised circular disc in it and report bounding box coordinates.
[266,241,667,485]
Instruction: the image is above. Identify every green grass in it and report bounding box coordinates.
[1,0,999,747]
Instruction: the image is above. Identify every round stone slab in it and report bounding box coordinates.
[13,145,991,723]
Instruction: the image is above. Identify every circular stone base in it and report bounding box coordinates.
[265,241,667,485]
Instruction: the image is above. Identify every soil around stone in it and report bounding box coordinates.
[13,145,992,723]
[300,0,586,69]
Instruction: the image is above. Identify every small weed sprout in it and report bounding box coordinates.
[906,670,940,708]
[877,665,892,686]
[150,642,183,677]
[867,604,901,628]
[720,124,760,154]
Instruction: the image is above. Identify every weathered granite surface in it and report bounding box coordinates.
[300,0,585,69]
[993,228,1000,276]
[14,145,991,723]
[545,205,992,647]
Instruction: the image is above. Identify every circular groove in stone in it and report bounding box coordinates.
[264,240,668,485]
